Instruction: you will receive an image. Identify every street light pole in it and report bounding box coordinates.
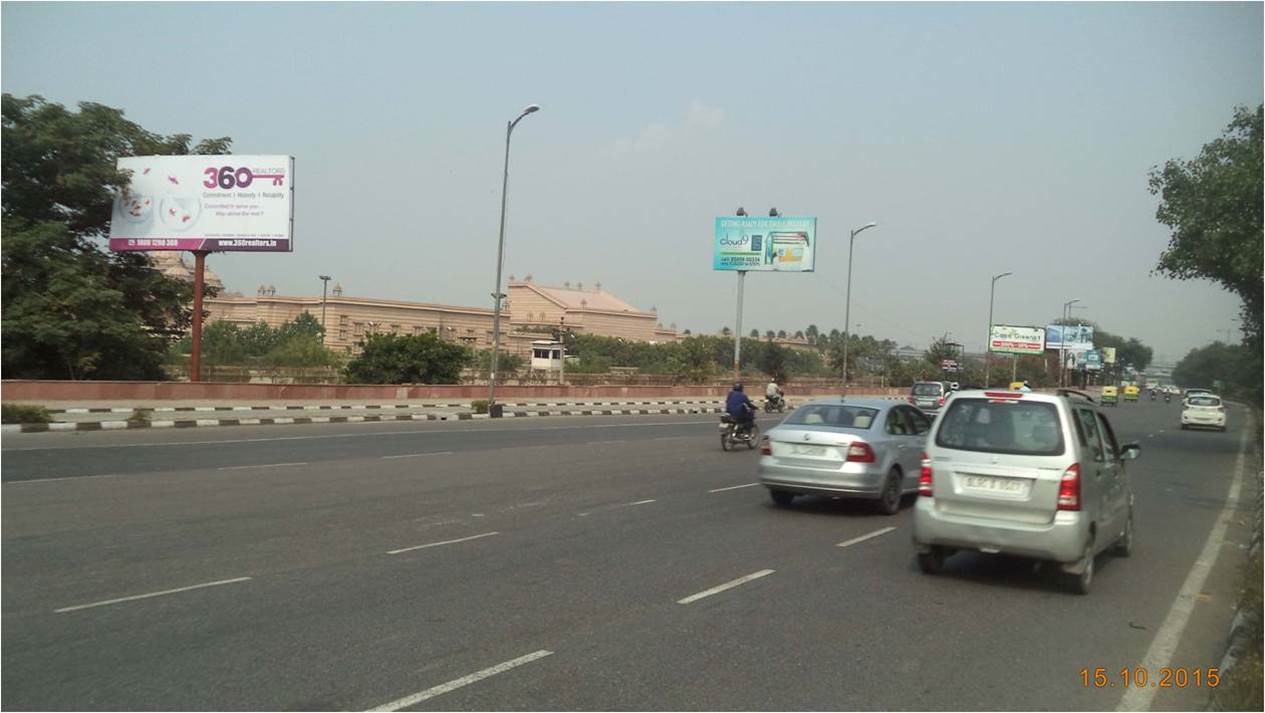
[984,271,1012,388]
[318,275,332,346]
[488,104,540,415]
[842,222,878,391]
[1059,298,1080,387]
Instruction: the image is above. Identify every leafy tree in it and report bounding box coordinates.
[805,324,819,339]
[1150,105,1263,346]
[473,349,525,374]
[1172,341,1260,402]
[829,328,841,341]
[667,337,715,384]
[794,330,805,340]
[2,93,231,379]
[749,328,760,338]
[765,330,776,339]
[344,332,472,384]
[720,326,732,337]
[776,329,787,339]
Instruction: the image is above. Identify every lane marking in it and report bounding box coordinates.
[367,650,553,712]
[1116,416,1251,712]
[381,451,455,460]
[677,569,776,605]
[55,576,252,613]
[709,482,759,493]
[217,461,307,471]
[837,526,897,548]
[3,419,717,452]
[6,473,124,485]
[387,531,500,555]
[624,499,656,506]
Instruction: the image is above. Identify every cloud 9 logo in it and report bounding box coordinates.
[718,236,749,247]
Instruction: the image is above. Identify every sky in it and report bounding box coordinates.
[3,1,1261,364]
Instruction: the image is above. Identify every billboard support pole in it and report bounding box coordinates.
[733,270,746,379]
[1012,353,1018,383]
[985,272,1012,388]
[189,250,209,383]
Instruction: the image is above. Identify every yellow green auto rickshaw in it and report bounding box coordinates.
[1123,384,1140,403]
[1101,385,1119,406]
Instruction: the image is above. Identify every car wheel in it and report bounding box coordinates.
[917,547,947,575]
[1068,541,1094,595]
[1114,509,1134,558]
[877,469,902,515]
[770,489,795,507]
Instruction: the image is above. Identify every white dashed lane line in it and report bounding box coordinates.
[381,451,455,460]
[708,482,759,493]
[54,577,253,613]
[836,526,898,548]
[367,650,554,712]
[677,569,776,605]
[217,462,307,471]
[387,531,501,555]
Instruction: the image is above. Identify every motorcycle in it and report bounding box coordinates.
[719,410,760,451]
[1164,392,1171,404]
[1150,390,1156,401]
[763,394,786,413]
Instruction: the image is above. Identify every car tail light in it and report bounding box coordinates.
[845,441,876,463]
[907,397,916,405]
[918,452,933,497]
[1057,463,1081,511]
[937,396,945,407]
[760,436,772,455]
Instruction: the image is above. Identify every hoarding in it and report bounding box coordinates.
[109,155,294,252]
[1102,346,1117,365]
[1045,324,1094,351]
[713,216,816,271]
[988,325,1045,355]
[1080,350,1103,371]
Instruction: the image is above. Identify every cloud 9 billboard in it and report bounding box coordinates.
[713,216,817,271]
[109,155,294,252]
[988,325,1045,355]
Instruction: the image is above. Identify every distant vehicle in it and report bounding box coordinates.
[759,398,931,515]
[912,388,1140,594]
[1123,385,1140,402]
[1100,385,1118,406]
[1181,394,1227,432]
[909,381,951,415]
[1182,387,1213,402]
[719,411,760,451]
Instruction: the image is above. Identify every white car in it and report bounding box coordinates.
[1181,394,1227,431]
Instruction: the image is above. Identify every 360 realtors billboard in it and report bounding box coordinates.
[108,155,294,252]
[713,216,817,271]
[1045,324,1094,351]
[988,325,1046,355]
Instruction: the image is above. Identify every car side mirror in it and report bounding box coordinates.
[1119,443,1141,461]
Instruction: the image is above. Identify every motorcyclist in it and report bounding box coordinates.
[726,382,756,435]
[765,379,784,408]
[1018,380,1033,393]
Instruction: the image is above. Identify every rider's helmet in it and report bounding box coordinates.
[733,382,744,392]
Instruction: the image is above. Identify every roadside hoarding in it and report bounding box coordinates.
[1080,349,1103,371]
[1102,346,1117,364]
[109,155,294,252]
[988,325,1045,355]
[713,216,817,271]
[1045,324,1094,351]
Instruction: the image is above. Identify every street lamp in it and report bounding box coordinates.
[842,221,878,390]
[318,275,332,345]
[488,103,541,415]
[984,271,1012,388]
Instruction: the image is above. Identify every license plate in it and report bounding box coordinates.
[962,475,1027,495]
[718,423,731,431]
[792,444,827,456]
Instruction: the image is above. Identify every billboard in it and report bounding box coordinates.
[713,216,816,271]
[1045,324,1094,351]
[1102,346,1117,365]
[1079,350,1103,371]
[988,325,1045,355]
[109,155,294,252]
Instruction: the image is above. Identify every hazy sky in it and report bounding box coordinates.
[4,2,1261,363]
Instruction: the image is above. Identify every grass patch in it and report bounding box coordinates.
[470,399,489,414]
[1,403,52,424]
[126,408,152,426]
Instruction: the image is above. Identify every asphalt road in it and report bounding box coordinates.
[1,400,1256,710]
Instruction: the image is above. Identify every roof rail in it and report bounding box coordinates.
[1056,388,1096,404]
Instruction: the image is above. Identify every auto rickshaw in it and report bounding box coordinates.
[1123,384,1140,402]
[1009,381,1026,390]
[1101,385,1119,406]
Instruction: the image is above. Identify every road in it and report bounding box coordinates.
[1,400,1255,710]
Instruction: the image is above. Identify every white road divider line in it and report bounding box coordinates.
[677,569,776,605]
[1116,417,1251,712]
[367,650,554,712]
[381,451,455,460]
[54,576,252,613]
[387,531,500,555]
[837,526,898,548]
[624,499,656,506]
[708,482,760,493]
[217,462,307,471]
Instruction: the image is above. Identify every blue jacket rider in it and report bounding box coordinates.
[725,382,756,430]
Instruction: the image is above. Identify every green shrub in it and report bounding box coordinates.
[126,408,151,425]
[1,403,52,424]
[470,399,489,414]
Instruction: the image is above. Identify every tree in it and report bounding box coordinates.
[1149,105,1263,346]
[344,332,472,384]
[1173,341,1260,402]
[805,324,819,339]
[794,330,805,340]
[776,329,787,339]
[720,326,732,337]
[749,329,760,338]
[924,334,959,368]
[757,343,788,382]
[765,329,776,339]
[667,337,715,384]
[2,93,231,379]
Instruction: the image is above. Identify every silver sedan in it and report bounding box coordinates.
[758,397,931,514]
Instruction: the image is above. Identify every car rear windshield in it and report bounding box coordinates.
[785,404,879,429]
[1188,396,1221,407]
[911,383,942,396]
[934,398,1065,456]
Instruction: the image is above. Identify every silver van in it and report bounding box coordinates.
[912,389,1140,594]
